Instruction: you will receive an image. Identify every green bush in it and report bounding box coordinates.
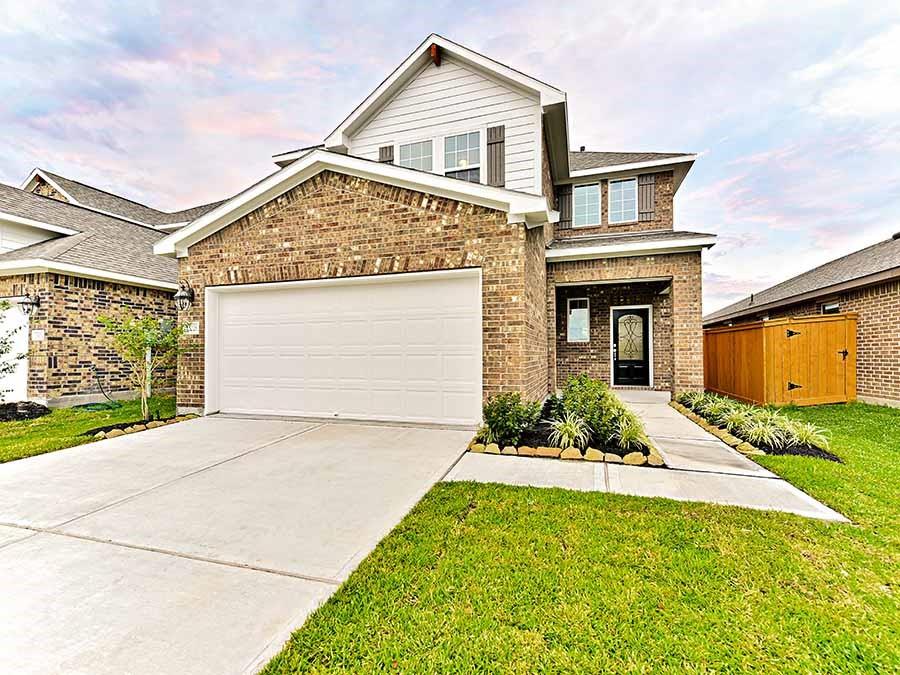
[559,374,617,445]
[680,392,831,452]
[478,392,541,447]
[547,411,590,450]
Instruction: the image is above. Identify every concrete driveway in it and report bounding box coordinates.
[0,416,469,674]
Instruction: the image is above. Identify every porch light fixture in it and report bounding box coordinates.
[173,281,194,312]
[17,294,40,317]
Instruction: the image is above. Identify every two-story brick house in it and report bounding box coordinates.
[155,34,716,424]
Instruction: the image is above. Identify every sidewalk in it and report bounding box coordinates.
[444,390,847,522]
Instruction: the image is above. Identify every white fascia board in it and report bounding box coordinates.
[0,259,177,291]
[0,212,80,237]
[155,150,554,257]
[323,33,566,150]
[568,155,698,179]
[20,169,79,204]
[546,236,717,262]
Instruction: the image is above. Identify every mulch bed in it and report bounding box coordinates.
[754,443,843,463]
[0,401,50,422]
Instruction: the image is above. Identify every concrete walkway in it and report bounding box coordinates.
[446,390,847,522]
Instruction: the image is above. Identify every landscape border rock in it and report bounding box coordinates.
[87,414,199,441]
[670,401,767,455]
[467,439,666,468]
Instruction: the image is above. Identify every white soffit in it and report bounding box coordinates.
[546,235,717,262]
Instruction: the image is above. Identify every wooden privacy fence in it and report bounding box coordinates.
[704,313,857,406]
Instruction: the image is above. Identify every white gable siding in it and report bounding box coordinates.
[0,222,56,253]
[349,55,542,194]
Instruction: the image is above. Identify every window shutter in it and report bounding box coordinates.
[557,184,572,229]
[638,174,655,221]
[486,125,505,187]
[379,145,394,164]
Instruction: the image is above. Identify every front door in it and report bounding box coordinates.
[612,307,650,386]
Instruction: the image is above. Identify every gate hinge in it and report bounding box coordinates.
[838,349,849,360]
[787,381,803,391]
[786,329,801,338]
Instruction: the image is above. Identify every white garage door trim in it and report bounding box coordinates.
[204,268,483,425]
[0,296,29,403]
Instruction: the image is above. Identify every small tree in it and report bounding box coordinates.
[0,300,27,402]
[99,313,184,420]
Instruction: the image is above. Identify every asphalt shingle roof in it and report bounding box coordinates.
[704,233,900,324]
[0,182,176,284]
[568,151,693,172]
[42,170,224,226]
[548,229,715,249]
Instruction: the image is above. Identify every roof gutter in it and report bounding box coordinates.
[155,150,557,258]
[546,235,717,262]
[0,212,80,237]
[704,265,900,326]
[0,259,177,291]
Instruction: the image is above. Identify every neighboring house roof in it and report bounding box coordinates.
[704,233,900,325]
[22,169,224,228]
[569,151,695,172]
[156,149,557,258]
[546,229,716,262]
[0,182,177,289]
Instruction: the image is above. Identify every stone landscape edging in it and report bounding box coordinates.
[467,440,666,467]
[669,401,766,456]
[89,414,199,441]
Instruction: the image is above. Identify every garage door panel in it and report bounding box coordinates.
[211,272,482,425]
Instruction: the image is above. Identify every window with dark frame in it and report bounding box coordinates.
[821,302,840,315]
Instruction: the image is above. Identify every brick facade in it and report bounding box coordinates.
[0,273,175,404]
[761,279,900,405]
[554,281,673,390]
[176,171,549,410]
[547,252,704,393]
[555,170,674,240]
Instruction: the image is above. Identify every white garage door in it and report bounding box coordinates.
[208,270,482,425]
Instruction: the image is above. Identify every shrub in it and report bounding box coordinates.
[612,410,650,452]
[784,420,831,450]
[479,392,541,447]
[547,411,590,450]
[560,374,616,444]
[741,419,787,450]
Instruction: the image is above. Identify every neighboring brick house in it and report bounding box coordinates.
[0,173,222,406]
[704,233,900,408]
[155,34,715,425]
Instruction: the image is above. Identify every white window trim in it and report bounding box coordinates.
[609,305,653,387]
[571,183,601,228]
[442,129,484,181]
[607,176,639,225]
[566,297,590,343]
[396,139,434,172]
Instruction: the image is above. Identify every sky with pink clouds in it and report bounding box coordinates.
[2,1,899,313]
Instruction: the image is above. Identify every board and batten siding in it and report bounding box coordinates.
[348,54,543,194]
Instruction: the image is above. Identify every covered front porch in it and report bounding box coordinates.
[549,277,674,391]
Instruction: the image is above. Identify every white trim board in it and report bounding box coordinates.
[546,235,717,262]
[155,149,557,258]
[610,304,654,387]
[0,211,79,237]
[0,259,177,291]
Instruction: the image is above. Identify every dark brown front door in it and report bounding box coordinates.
[612,308,650,386]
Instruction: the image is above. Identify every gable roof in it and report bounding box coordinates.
[22,169,224,228]
[704,233,900,324]
[322,34,566,153]
[569,151,695,172]
[155,148,556,258]
[0,182,177,289]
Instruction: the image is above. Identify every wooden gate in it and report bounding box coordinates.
[704,313,857,406]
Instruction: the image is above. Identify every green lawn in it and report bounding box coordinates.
[264,402,899,673]
[0,396,175,463]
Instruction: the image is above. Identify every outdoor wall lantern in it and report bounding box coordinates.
[173,281,195,312]
[17,294,40,317]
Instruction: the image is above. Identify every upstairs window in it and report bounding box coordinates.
[573,184,600,227]
[444,131,480,182]
[609,178,638,223]
[567,298,590,343]
[398,140,433,172]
